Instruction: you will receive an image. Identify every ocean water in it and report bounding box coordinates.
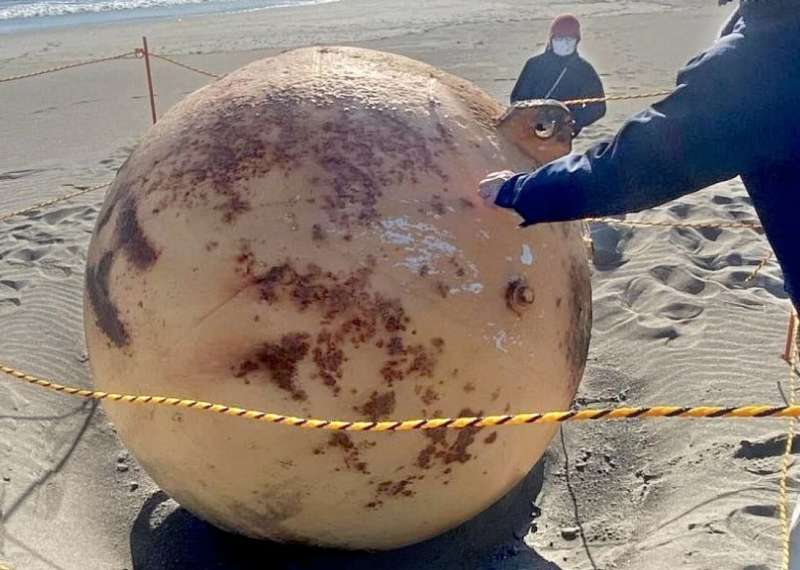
[0,0,339,32]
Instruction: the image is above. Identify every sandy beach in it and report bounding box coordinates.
[1,1,796,568]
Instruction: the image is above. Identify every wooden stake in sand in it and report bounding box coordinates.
[141,36,157,125]
[785,311,798,364]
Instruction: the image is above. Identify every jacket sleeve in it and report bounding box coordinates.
[570,64,606,133]
[510,59,537,104]
[497,38,767,226]
[719,6,741,38]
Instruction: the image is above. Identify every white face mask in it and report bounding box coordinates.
[552,37,578,56]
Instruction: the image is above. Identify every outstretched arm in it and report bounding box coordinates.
[497,38,766,226]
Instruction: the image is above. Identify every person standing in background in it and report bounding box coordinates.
[510,14,606,137]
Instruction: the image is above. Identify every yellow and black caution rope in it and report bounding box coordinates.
[563,89,675,108]
[0,183,109,225]
[2,361,799,432]
[145,51,224,79]
[0,51,136,84]
[779,312,798,570]
[589,216,762,232]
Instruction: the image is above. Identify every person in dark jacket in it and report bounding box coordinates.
[481,0,800,312]
[510,14,606,136]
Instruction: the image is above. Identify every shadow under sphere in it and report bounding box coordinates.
[130,459,561,570]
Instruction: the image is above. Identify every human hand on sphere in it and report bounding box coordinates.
[477,170,516,207]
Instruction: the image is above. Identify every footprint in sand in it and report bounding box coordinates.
[639,323,681,342]
[621,276,703,321]
[668,202,692,219]
[724,504,778,547]
[668,226,704,254]
[723,266,787,299]
[589,223,633,271]
[38,261,74,280]
[8,247,48,262]
[11,230,63,246]
[0,297,21,315]
[2,245,74,279]
[0,279,27,291]
[583,522,631,546]
[729,208,758,220]
[735,435,800,460]
[621,276,653,311]
[697,226,723,241]
[658,302,704,321]
[0,280,24,315]
[692,252,745,272]
[742,457,783,476]
[81,207,101,222]
[735,436,799,475]
[41,205,91,226]
[3,221,32,233]
[649,264,708,296]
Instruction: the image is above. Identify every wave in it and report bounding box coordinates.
[0,0,339,21]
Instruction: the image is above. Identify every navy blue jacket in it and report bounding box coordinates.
[498,7,800,308]
[510,47,606,135]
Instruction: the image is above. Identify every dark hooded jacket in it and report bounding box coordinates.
[497,2,800,308]
[510,44,606,136]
